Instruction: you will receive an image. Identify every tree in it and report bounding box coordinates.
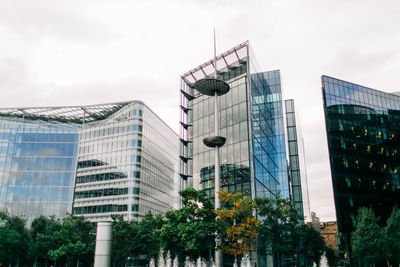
[158,188,220,266]
[351,207,385,266]
[111,214,137,266]
[0,221,21,266]
[215,190,259,259]
[48,214,95,266]
[301,226,325,266]
[255,193,304,266]
[135,213,165,265]
[385,206,400,265]
[29,215,61,266]
[0,210,30,266]
[324,246,339,267]
[111,213,165,267]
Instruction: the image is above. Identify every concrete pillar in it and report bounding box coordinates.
[94,221,113,267]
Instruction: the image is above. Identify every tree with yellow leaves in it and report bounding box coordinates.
[215,190,260,260]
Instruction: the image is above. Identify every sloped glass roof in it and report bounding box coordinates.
[181,41,249,86]
[0,101,132,124]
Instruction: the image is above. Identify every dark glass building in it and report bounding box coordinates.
[322,75,400,256]
[0,101,178,223]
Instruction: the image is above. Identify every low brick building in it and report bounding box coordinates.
[320,221,339,252]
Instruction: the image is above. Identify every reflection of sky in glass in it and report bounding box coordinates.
[323,76,400,113]
[73,103,178,222]
[186,71,250,199]
[251,70,289,198]
[180,43,291,204]
[0,122,78,220]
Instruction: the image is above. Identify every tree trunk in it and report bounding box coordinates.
[178,253,185,267]
[276,252,280,267]
[154,256,159,267]
[76,258,80,267]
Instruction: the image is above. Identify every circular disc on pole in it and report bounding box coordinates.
[203,136,226,147]
[194,78,230,96]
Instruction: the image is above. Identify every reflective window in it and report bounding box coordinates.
[0,123,79,220]
[322,75,400,238]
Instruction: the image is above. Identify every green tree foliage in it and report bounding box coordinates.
[48,214,95,266]
[255,193,304,264]
[111,213,164,266]
[324,246,339,267]
[215,190,259,257]
[0,210,30,266]
[29,215,61,266]
[302,226,325,266]
[136,213,164,263]
[111,214,137,265]
[351,207,385,266]
[384,206,400,265]
[158,188,220,266]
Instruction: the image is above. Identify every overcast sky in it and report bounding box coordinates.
[1,0,400,221]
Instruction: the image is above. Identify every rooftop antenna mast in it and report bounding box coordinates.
[214,28,217,79]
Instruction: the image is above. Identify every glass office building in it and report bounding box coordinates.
[285,99,310,220]
[251,70,290,199]
[179,41,308,265]
[0,119,79,220]
[0,101,178,223]
[179,41,305,205]
[322,75,400,255]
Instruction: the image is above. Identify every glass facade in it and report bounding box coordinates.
[0,120,79,220]
[0,101,178,223]
[322,75,400,252]
[185,57,251,201]
[285,99,309,220]
[251,70,289,199]
[179,42,296,204]
[72,102,178,222]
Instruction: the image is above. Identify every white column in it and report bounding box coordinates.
[94,222,113,267]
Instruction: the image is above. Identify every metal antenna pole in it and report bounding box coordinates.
[214,28,217,79]
[213,28,220,210]
[213,28,223,267]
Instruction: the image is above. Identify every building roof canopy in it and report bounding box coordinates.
[181,41,249,86]
[0,101,132,124]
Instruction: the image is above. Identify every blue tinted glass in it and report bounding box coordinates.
[250,70,289,198]
[0,121,79,220]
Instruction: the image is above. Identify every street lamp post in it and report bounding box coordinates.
[194,68,230,266]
